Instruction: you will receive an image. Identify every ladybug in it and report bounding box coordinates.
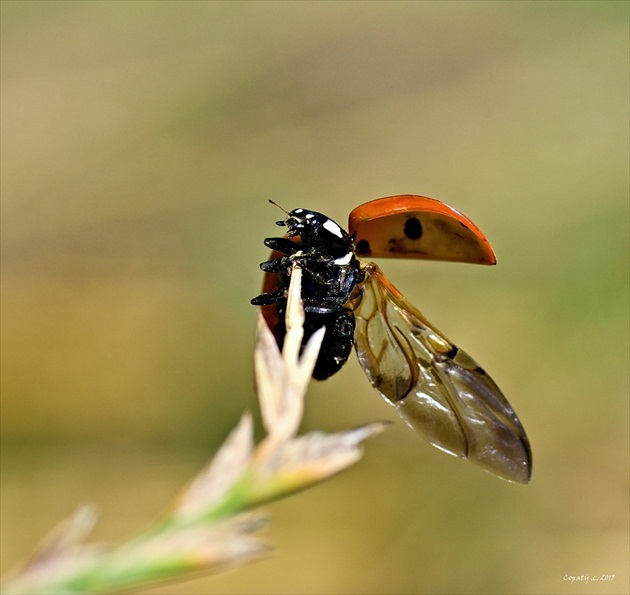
[251,195,532,484]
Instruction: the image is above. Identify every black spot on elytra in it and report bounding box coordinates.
[404,217,423,240]
[445,345,459,359]
[356,239,371,255]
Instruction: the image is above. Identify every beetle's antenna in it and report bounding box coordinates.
[268,199,289,215]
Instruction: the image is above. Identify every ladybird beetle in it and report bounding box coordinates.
[251,195,532,484]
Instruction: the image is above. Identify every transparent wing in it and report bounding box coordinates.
[353,263,532,483]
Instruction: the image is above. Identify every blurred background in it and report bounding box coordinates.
[1,1,628,593]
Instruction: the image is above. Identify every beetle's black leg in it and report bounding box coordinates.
[304,304,338,314]
[260,257,289,273]
[251,289,286,306]
[260,251,317,273]
[264,237,302,254]
[302,291,350,312]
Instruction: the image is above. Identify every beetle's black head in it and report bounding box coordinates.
[275,208,352,255]
[278,208,324,236]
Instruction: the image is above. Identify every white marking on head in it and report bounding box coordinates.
[323,219,343,238]
[333,252,353,265]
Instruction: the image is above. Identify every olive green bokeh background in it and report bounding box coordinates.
[1,2,628,594]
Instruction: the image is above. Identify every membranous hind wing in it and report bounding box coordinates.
[353,263,532,483]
